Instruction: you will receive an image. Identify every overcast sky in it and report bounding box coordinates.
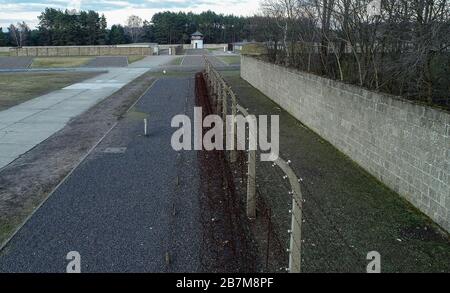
[0,0,261,29]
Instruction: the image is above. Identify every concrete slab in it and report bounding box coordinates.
[0,143,36,157]
[63,82,126,90]
[23,109,77,123]
[12,95,78,111]
[0,157,15,169]
[6,121,64,133]
[0,109,37,123]
[0,129,59,145]
[0,68,148,169]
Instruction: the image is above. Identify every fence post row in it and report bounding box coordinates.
[202,57,303,272]
[229,90,237,163]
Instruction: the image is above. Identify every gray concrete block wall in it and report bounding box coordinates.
[241,55,450,232]
[9,46,155,57]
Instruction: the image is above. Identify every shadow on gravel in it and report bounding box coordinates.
[195,72,257,272]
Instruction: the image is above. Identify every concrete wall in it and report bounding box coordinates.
[9,46,156,57]
[159,43,227,50]
[204,43,227,49]
[241,55,450,232]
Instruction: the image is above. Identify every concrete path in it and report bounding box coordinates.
[0,55,178,169]
[0,68,147,169]
[0,77,202,272]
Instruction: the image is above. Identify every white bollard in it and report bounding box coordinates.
[144,118,148,136]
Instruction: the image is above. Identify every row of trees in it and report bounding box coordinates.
[148,11,251,44]
[258,0,450,107]
[0,9,109,46]
[0,9,254,47]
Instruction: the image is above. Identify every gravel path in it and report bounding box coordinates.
[0,57,33,69]
[84,56,128,67]
[0,77,203,272]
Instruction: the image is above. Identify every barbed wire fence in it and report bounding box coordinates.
[200,55,446,273]
[203,56,303,273]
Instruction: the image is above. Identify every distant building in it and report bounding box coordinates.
[191,31,204,49]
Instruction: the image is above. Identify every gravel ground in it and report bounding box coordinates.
[0,74,252,272]
[0,57,33,69]
[0,76,199,272]
[181,55,206,68]
[0,72,156,250]
[84,56,128,67]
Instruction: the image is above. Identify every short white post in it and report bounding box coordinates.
[144,118,148,136]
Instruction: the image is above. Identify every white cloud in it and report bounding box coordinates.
[0,0,260,29]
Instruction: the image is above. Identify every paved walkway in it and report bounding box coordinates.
[0,55,178,169]
[0,68,147,169]
[0,77,202,272]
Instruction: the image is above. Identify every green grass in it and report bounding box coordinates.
[0,71,100,111]
[218,56,241,65]
[127,55,145,64]
[0,51,10,57]
[169,56,184,65]
[31,57,93,68]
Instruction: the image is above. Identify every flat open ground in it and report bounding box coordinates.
[0,71,101,111]
[127,55,145,64]
[32,56,130,68]
[169,57,184,65]
[0,53,445,273]
[31,57,93,68]
[84,56,128,67]
[0,57,33,69]
[0,71,252,272]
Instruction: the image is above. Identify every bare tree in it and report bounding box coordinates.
[126,15,143,43]
[8,22,30,47]
[261,0,301,65]
[258,0,450,107]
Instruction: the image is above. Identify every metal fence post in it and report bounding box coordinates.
[216,75,222,115]
[222,81,227,123]
[289,190,302,273]
[230,91,237,163]
[247,149,256,219]
[202,57,303,272]
[275,158,302,273]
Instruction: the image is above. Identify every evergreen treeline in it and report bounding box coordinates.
[0,9,255,46]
